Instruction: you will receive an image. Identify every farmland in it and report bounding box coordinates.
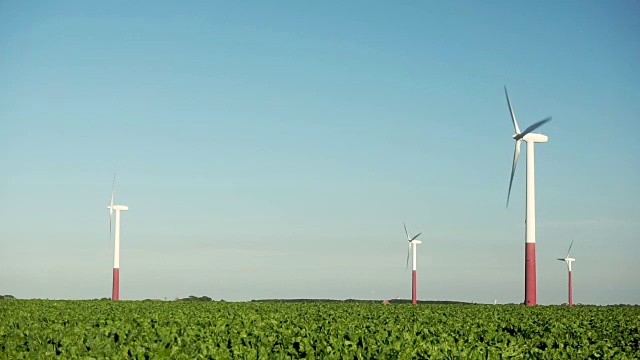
[1,300,639,359]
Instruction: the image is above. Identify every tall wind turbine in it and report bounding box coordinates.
[404,223,422,305]
[557,240,576,307]
[108,173,128,301]
[504,86,552,306]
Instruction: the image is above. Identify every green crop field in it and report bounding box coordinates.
[1,300,638,359]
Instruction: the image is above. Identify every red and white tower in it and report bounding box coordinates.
[558,241,576,307]
[410,239,422,304]
[403,223,422,305]
[108,174,128,301]
[504,86,551,306]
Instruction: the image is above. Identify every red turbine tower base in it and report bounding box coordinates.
[412,270,417,304]
[525,242,537,306]
[568,271,573,307]
[112,268,120,301]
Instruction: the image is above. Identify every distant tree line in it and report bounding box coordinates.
[0,295,16,300]
[250,299,473,304]
[177,295,215,302]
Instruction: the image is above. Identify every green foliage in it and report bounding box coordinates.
[1,301,638,359]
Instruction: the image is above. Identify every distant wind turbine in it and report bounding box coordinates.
[504,86,552,306]
[557,240,576,307]
[108,173,128,301]
[403,223,422,305]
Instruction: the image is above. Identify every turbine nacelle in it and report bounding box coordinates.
[513,132,549,143]
[108,205,129,211]
[558,257,575,271]
[410,240,422,245]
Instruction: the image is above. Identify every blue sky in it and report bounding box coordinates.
[1,1,638,304]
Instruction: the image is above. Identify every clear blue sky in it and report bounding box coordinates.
[1,1,638,304]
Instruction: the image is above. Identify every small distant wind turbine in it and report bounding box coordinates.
[504,86,552,306]
[403,223,422,305]
[557,240,576,307]
[108,173,128,301]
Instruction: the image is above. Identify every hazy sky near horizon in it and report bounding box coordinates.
[1,1,638,305]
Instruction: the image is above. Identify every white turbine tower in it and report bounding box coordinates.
[557,240,576,307]
[504,86,552,306]
[108,173,128,301]
[403,223,422,305]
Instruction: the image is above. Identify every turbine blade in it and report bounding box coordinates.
[516,117,552,140]
[110,172,115,213]
[504,86,521,134]
[406,243,411,270]
[557,258,565,261]
[110,172,116,245]
[403,222,410,241]
[566,240,574,258]
[506,140,521,207]
[411,232,422,241]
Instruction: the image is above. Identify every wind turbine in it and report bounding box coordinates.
[557,240,576,307]
[504,86,552,306]
[404,223,422,305]
[108,173,128,301]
